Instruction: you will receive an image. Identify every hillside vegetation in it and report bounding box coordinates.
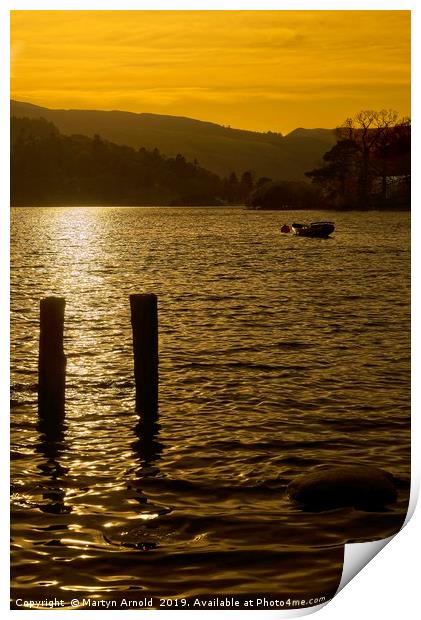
[11,116,227,206]
[11,100,335,181]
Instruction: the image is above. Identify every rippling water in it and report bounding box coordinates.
[11,207,410,609]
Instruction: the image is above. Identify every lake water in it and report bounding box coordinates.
[10,207,410,609]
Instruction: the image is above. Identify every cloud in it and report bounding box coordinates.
[10,10,410,132]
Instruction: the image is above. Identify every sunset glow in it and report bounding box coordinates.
[10,10,410,133]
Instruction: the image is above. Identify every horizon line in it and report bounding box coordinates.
[10,98,334,137]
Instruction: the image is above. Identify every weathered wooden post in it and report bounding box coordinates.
[38,297,66,420]
[130,293,159,418]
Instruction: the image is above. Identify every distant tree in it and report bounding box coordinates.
[306,109,410,209]
[371,117,411,202]
[306,139,360,208]
[240,170,254,190]
[256,176,272,188]
[337,109,401,206]
[247,180,320,210]
[222,172,241,203]
[239,170,254,201]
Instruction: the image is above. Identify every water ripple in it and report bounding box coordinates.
[11,207,410,604]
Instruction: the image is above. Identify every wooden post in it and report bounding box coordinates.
[38,297,66,420]
[130,294,159,417]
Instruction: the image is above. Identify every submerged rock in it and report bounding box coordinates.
[287,465,398,510]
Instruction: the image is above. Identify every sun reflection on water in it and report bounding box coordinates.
[11,207,410,604]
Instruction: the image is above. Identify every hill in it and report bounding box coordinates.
[11,116,229,206]
[10,100,336,181]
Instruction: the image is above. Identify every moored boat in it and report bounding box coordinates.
[291,221,335,238]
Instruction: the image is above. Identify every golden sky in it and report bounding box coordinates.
[10,10,410,133]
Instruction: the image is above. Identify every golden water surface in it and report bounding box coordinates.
[11,207,410,608]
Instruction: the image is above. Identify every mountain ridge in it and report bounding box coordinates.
[10,100,336,181]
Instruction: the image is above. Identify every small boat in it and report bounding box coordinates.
[291,221,335,238]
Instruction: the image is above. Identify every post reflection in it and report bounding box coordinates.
[35,418,71,515]
[131,418,163,478]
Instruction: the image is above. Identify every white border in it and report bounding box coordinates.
[3,1,416,9]
[2,2,418,618]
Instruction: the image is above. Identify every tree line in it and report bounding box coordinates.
[11,117,263,207]
[11,110,410,210]
[248,109,410,210]
[306,109,410,209]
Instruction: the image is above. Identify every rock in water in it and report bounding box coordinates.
[287,465,398,510]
